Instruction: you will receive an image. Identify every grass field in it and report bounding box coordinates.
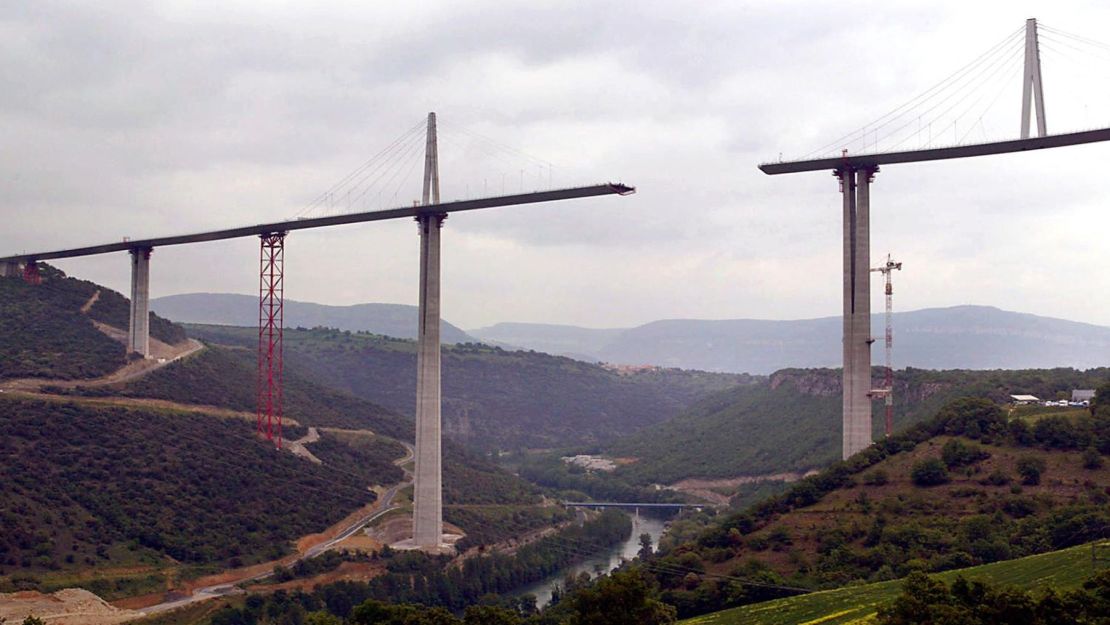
[1008,405,1088,423]
[680,540,1110,625]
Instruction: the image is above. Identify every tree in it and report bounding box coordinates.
[941,439,988,468]
[569,570,677,625]
[1009,419,1035,446]
[638,533,654,561]
[22,618,46,625]
[910,458,949,487]
[351,601,462,625]
[877,569,1110,624]
[875,572,953,624]
[305,612,343,625]
[1092,382,1110,416]
[1033,417,1082,449]
[936,398,1006,440]
[462,606,521,625]
[1016,456,1046,486]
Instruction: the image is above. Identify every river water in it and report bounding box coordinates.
[515,510,669,608]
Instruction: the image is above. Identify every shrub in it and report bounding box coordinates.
[911,459,950,487]
[1083,447,1104,470]
[767,527,793,549]
[1033,416,1084,449]
[864,470,889,486]
[935,398,1006,440]
[1000,497,1037,518]
[981,470,1010,486]
[941,439,989,468]
[1008,419,1035,446]
[1016,456,1046,486]
[968,539,1011,563]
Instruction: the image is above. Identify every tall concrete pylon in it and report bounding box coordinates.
[413,112,445,549]
[838,166,874,460]
[1021,17,1047,139]
[128,247,152,357]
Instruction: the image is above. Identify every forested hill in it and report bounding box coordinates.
[152,292,475,343]
[0,266,186,380]
[68,343,412,437]
[60,343,544,505]
[0,396,397,574]
[185,324,755,451]
[609,367,1110,485]
[472,305,1110,373]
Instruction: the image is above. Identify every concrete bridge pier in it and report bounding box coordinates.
[413,212,445,549]
[128,247,152,357]
[838,166,876,460]
[412,111,446,551]
[1,260,22,277]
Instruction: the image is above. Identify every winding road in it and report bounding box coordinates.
[139,440,415,616]
[2,295,421,620]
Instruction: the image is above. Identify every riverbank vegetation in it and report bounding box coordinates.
[203,510,635,623]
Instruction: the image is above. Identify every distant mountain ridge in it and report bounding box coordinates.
[154,295,1110,374]
[472,305,1110,373]
[151,293,474,344]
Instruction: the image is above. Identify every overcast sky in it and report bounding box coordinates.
[4,1,1110,329]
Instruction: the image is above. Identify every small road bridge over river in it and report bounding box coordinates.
[562,502,712,511]
[0,113,634,550]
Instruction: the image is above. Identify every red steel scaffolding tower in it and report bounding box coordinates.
[258,232,286,448]
[871,254,902,437]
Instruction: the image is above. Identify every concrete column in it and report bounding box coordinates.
[840,168,874,460]
[840,168,856,461]
[1,261,22,278]
[413,213,444,549]
[128,247,152,357]
[851,169,873,456]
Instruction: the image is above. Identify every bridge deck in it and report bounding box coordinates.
[0,183,634,263]
[759,127,1110,175]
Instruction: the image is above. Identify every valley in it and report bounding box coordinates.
[2,268,1109,625]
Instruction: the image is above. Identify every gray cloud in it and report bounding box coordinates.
[4,0,1110,329]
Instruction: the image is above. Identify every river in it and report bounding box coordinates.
[515,510,670,608]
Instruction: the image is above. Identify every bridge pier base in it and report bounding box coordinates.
[838,167,875,460]
[128,247,152,357]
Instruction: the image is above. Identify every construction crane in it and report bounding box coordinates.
[870,254,902,437]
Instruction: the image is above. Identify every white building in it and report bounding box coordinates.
[1072,389,1096,402]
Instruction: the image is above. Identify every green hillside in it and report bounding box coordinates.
[0,396,393,576]
[117,345,540,504]
[1,269,125,379]
[630,394,1110,619]
[610,367,1110,486]
[680,540,1110,625]
[0,266,186,381]
[66,344,412,437]
[184,323,753,451]
[60,343,543,507]
[152,292,475,343]
[0,262,545,602]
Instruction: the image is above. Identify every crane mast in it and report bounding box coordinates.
[870,254,902,437]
